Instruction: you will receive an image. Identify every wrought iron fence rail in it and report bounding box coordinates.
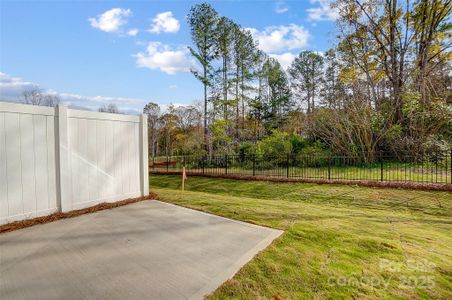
[150,151,452,184]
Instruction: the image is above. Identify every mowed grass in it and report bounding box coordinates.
[150,175,452,299]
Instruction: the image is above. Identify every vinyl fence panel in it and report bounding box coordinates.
[65,109,142,210]
[0,103,58,223]
[0,102,149,225]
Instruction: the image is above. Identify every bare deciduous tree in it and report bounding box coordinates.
[22,88,60,107]
[98,103,120,114]
[143,102,161,157]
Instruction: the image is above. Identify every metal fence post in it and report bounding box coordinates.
[225,154,228,175]
[286,153,290,178]
[253,154,256,176]
[445,150,448,184]
[380,152,384,182]
[421,152,424,183]
[202,156,205,174]
[328,154,331,180]
[435,151,438,183]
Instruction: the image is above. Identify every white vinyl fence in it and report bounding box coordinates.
[0,102,149,225]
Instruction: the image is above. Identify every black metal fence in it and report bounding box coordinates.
[150,150,452,184]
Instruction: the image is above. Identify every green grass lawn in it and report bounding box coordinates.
[150,175,452,299]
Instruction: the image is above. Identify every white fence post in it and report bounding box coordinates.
[56,105,71,212]
[140,114,149,196]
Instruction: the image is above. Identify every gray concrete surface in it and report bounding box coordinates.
[0,200,282,300]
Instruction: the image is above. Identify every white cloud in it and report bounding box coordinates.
[0,72,38,99]
[169,85,178,89]
[134,42,192,75]
[89,8,132,33]
[148,11,180,34]
[246,24,309,53]
[275,1,288,14]
[307,0,339,22]
[269,52,296,70]
[59,93,147,113]
[0,72,148,114]
[127,28,139,36]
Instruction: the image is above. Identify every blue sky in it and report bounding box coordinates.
[0,0,338,113]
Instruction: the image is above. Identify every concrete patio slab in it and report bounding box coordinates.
[0,200,282,300]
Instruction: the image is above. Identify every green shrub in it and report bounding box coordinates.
[256,130,292,157]
[238,141,256,156]
[289,134,307,153]
[295,143,331,167]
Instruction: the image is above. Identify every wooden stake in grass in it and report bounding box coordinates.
[182,167,187,191]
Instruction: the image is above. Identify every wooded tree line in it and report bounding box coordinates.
[145,0,451,161]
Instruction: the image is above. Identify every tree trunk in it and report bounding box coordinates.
[389,0,404,124]
[223,57,228,126]
[241,68,245,129]
[204,65,208,152]
[235,64,240,141]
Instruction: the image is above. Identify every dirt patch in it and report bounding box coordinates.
[0,192,159,234]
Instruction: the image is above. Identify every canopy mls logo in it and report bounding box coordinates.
[327,258,437,290]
